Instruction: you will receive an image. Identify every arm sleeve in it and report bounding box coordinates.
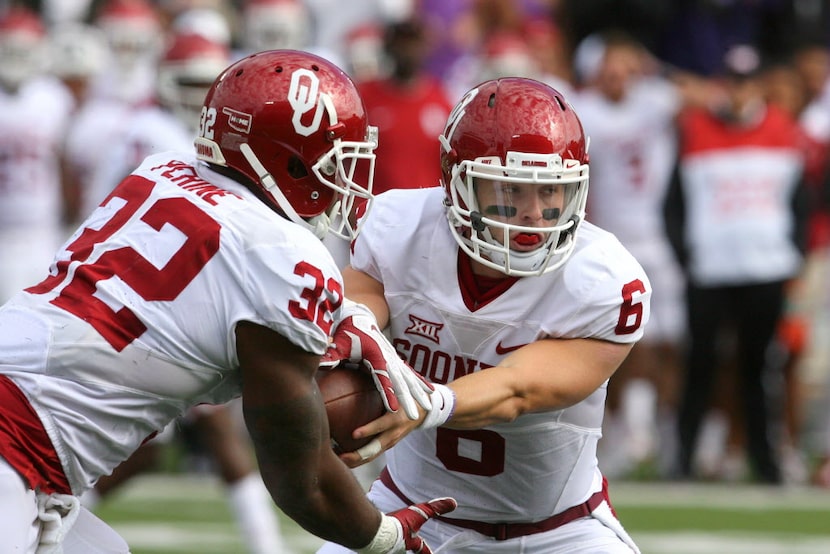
[242,238,340,356]
[556,233,652,344]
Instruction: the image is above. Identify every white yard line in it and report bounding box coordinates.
[114,523,243,551]
[114,522,326,553]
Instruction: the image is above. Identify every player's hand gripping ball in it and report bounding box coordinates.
[316,361,385,454]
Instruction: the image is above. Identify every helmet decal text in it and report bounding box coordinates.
[288,68,326,137]
[222,107,252,134]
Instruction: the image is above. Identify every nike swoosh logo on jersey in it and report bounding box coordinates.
[495,340,528,355]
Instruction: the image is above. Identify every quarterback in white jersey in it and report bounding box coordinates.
[320,78,649,553]
[0,50,454,554]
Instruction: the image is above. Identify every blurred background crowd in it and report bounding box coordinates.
[2,0,830,499]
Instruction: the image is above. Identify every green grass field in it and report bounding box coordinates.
[93,473,830,554]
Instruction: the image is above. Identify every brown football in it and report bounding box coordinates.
[315,361,385,454]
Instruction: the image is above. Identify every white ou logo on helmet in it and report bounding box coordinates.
[288,68,326,137]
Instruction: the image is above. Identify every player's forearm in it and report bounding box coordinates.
[245,401,382,548]
[443,339,628,429]
[341,266,390,327]
[444,365,529,428]
[272,452,383,548]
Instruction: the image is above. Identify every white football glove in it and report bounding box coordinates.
[321,299,434,420]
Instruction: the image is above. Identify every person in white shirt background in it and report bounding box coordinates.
[0,5,75,304]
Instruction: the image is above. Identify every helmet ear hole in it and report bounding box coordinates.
[287,156,309,179]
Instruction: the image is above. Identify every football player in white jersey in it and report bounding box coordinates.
[89,0,164,107]
[0,49,455,554]
[0,6,75,304]
[571,30,688,477]
[318,77,650,553]
[78,32,292,554]
[49,21,124,230]
[84,31,228,216]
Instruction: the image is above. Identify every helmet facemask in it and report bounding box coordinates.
[233,95,377,241]
[443,147,589,276]
[310,124,377,240]
[243,1,310,52]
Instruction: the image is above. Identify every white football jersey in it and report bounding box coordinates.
[574,77,681,248]
[0,151,342,494]
[89,57,157,107]
[0,76,75,303]
[0,76,74,229]
[62,97,133,217]
[351,187,651,522]
[573,78,685,342]
[85,104,193,217]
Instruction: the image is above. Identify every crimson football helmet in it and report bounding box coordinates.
[242,0,310,53]
[96,0,162,68]
[171,8,231,46]
[0,6,46,89]
[439,78,589,276]
[157,32,230,133]
[195,50,377,240]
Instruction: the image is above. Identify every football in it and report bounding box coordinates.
[315,361,385,454]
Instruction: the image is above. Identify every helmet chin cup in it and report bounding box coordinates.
[305,213,332,240]
[479,226,553,274]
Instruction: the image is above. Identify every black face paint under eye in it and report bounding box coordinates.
[482,206,561,220]
[542,208,560,220]
[483,205,517,217]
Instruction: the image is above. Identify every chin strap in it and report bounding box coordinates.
[239,143,330,239]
